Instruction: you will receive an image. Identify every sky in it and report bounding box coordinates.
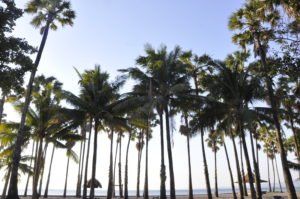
[1,0,299,195]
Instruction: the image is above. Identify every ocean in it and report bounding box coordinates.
[6,185,299,197]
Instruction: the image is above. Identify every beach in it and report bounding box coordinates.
[19,192,300,199]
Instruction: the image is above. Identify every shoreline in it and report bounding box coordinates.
[19,192,300,199]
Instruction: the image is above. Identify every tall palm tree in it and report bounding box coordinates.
[206,129,223,197]
[70,66,126,199]
[134,44,190,199]
[179,114,194,199]
[6,1,75,198]
[229,2,297,198]
[63,140,79,197]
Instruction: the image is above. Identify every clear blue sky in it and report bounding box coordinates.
[2,0,297,194]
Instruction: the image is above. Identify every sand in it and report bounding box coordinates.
[19,192,300,199]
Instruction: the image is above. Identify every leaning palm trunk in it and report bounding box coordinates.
[0,94,6,124]
[143,119,150,199]
[224,142,237,199]
[290,118,300,178]
[249,129,262,199]
[44,145,55,198]
[83,119,93,199]
[118,133,123,197]
[230,134,244,199]
[90,119,99,199]
[201,128,212,199]
[107,130,114,199]
[164,107,176,199]
[24,141,36,197]
[6,18,51,199]
[159,113,167,199]
[63,157,70,197]
[256,35,297,199]
[240,126,256,199]
[124,131,132,199]
[274,154,283,192]
[1,168,11,199]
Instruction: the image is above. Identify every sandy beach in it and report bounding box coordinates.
[19,192,300,199]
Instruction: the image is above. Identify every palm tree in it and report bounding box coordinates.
[229,2,297,198]
[206,129,223,197]
[6,1,75,198]
[180,52,213,199]
[0,122,32,199]
[179,114,194,199]
[69,66,126,199]
[63,140,79,197]
[135,44,190,199]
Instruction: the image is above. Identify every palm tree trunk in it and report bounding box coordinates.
[184,116,193,199]
[113,137,119,197]
[159,113,167,199]
[290,118,300,178]
[1,168,11,199]
[143,119,150,199]
[24,141,36,197]
[230,134,244,199]
[107,130,114,199]
[274,154,283,192]
[256,36,297,199]
[249,128,262,199]
[214,150,218,197]
[38,143,48,196]
[63,156,70,197]
[0,94,6,124]
[201,128,212,199]
[78,127,87,198]
[271,158,276,192]
[240,128,256,199]
[240,138,248,196]
[118,133,123,198]
[224,142,237,199]
[76,132,84,197]
[90,118,99,199]
[6,18,51,199]
[83,118,93,199]
[124,131,132,199]
[267,156,271,192]
[44,145,55,198]
[136,135,143,198]
[164,106,176,199]
[32,137,44,199]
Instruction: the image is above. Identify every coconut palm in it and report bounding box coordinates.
[206,129,224,197]
[0,122,32,199]
[229,2,297,197]
[134,44,190,199]
[63,140,79,197]
[6,1,75,198]
[69,65,126,199]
